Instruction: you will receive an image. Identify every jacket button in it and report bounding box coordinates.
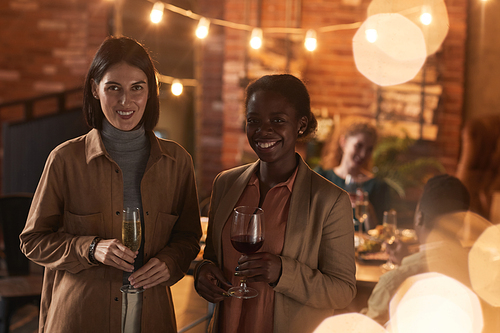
[115,169,119,173]
[114,297,119,302]
[146,211,149,215]
[116,211,120,215]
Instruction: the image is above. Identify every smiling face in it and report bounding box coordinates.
[341,132,375,169]
[246,90,307,166]
[92,62,149,131]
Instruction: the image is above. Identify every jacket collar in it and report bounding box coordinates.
[85,128,176,165]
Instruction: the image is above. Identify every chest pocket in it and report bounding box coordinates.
[149,212,178,254]
[63,211,104,236]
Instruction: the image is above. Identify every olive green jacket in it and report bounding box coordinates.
[203,155,356,333]
[20,128,201,333]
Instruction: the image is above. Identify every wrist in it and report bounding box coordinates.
[88,237,102,264]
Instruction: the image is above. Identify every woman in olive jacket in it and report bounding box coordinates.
[20,37,201,332]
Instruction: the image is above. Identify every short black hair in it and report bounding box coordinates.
[419,174,470,228]
[244,74,318,140]
[82,36,160,131]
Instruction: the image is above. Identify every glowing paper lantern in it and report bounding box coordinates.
[352,13,427,86]
[313,313,387,333]
[469,224,500,307]
[367,0,449,55]
[389,272,483,333]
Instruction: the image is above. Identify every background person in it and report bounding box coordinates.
[361,174,471,325]
[315,121,392,228]
[194,74,356,333]
[20,36,201,332]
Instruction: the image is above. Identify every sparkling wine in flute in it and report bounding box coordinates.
[122,220,142,252]
[122,207,142,292]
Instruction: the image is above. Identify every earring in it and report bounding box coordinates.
[94,94,98,99]
[299,130,304,135]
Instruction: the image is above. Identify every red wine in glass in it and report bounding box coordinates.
[228,206,264,299]
[231,235,264,254]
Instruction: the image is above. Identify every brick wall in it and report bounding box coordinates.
[0,0,111,121]
[196,0,468,198]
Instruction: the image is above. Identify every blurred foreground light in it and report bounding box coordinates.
[250,28,263,49]
[171,79,183,96]
[365,28,378,43]
[196,17,210,39]
[304,29,317,51]
[313,313,386,333]
[352,13,427,86]
[390,272,483,333]
[368,0,449,55]
[150,2,164,24]
[469,224,500,307]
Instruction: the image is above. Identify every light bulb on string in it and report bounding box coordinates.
[171,79,183,96]
[304,29,317,51]
[196,17,210,39]
[365,29,378,43]
[420,6,433,26]
[150,2,164,24]
[250,28,263,50]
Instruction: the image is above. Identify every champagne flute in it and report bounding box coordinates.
[228,206,264,299]
[355,189,369,233]
[122,207,142,291]
[381,209,398,271]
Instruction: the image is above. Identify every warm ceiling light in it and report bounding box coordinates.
[171,79,183,96]
[250,28,263,49]
[150,2,164,24]
[196,17,210,39]
[304,29,317,51]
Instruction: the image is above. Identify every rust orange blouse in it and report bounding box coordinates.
[220,168,298,333]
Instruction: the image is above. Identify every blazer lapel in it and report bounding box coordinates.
[213,161,260,259]
[282,156,312,258]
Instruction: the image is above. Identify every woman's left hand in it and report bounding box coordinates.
[236,252,282,285]
[128,257,171,289]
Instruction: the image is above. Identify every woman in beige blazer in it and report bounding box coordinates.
[195,74,356,333]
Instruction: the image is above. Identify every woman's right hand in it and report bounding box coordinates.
[195,263,232,303]
[93,239,137,272]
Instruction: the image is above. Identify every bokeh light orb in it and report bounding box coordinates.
[469,224,500,307]
[389,272,483,333]
[352,13,427,86]
[367,0,449,55]
[313,313,387,333]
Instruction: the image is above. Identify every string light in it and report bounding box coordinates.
[365,29,378,43]
[420,6,433,25]
[196,17,210,39]
[171,79,183,96]
[150,2,164,24]
[250,28,263,49]
[304,29,317,51]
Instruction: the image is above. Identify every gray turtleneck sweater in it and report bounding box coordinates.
[101,119,150,278]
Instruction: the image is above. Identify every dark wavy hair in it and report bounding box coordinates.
[244,74,318,140]
[83,36,160,131]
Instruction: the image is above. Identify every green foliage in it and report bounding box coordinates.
[372,134,446,198]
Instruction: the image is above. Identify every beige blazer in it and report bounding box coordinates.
[203,155,356,333]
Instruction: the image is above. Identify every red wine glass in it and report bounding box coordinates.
[228,206,264,299]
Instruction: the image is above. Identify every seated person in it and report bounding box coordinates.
[361,174,471,325]
[315,121,392,229]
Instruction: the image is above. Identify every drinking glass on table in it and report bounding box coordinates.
[381,209,398,271]
[355,189,369,233]
[345,174,359,207]
[228,206,264,299]
[122,207,142,291]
